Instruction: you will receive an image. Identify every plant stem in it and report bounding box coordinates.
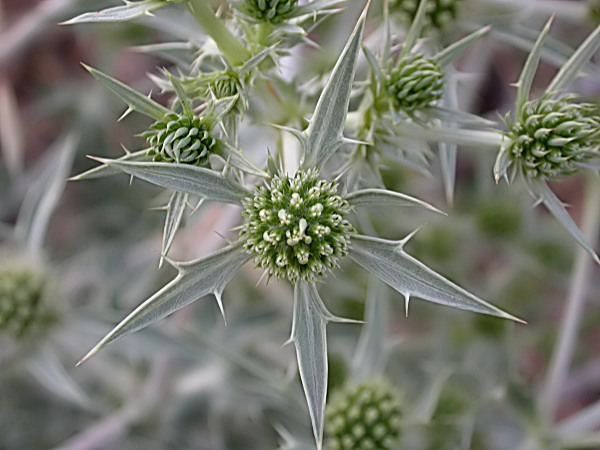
[538,173,600,424]
[185,0,250,66]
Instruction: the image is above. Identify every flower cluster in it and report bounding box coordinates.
[391,0,463,30]
[325,379,403,450]
[0,267,50,338]
[504,94,599,180]
[241,0,298,23]
[386,53,444,112]
[241,169,354,283]
[143,113,218,166]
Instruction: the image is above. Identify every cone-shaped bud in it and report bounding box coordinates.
[143,113,218,166]
[392,0,464,30]
[505,94,599,180]
[241,169,354,283]
[210,72,241,99]
[0,267,53,338]
[325,379,403,450]
[386,53,444,112]
[241,0,298,23]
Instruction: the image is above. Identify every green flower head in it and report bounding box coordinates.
[143,113,218,166]
[392,0,464,30]
[386,53,444,112]
[241,0,298,23]
[241,169,354,283]
[504,94,600,180]
[0,267,53,338]
[325,379,403,450]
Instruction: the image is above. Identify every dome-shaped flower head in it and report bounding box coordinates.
[392,0,464,30]
[386,53,444,112]
[240,0,298,23]
[503,94,599,180]
[325,379,403,450]
[241,169,354,283]
[143,113,218,166]
[0,266,54,339]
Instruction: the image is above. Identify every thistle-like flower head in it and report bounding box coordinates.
[386,53,444,112]
[143,113,218,166]
[392,0,464,30]
[241,0,298,23]
[241,169,354,283]
[503,94,599,180]
[0,266,53,338]
[325,379,403,450]
[210,72,242,99]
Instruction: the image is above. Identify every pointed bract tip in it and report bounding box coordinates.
[75,347,97,367]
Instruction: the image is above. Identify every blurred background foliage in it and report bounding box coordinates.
[0,0,599,449]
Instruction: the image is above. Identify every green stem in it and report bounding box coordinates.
[538,173,600,425]
[185,0,250,66]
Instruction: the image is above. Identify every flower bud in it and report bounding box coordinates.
[242,0,298,23]
[325,379,403,450]
[386,53,444,112]
[391,0,464,30]
[0,267,54,338]
[143,113,218,166]
[504,94,599,180]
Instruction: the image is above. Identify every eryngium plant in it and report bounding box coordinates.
[385,52,444,112]
[325,379,403,450]
[494,19,600,263]
[74,5,520,448]
[503,94,599,180]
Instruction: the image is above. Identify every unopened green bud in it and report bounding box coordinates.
[143,113,218,166]
[241,0,298,23]
[210,72,241,99]
[505,94,599,180]
[386,53,444,112]
[392,0,463,30]
[325,379,403,450]
[241,169,354,283]
[0,267,52,338]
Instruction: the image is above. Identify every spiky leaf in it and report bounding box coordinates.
[531,181,600,264]
[346,188,444,214]
[91,158,251,205]
[301,2,368,169]
[83,65,171,121]
[349,235,523,321]
[77,242,251,365]
[61,0,169,25]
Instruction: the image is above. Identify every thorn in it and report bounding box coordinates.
[404,294,410,317]
[117,106,134,122]
[214,291,227,326]
[398,226,423,249]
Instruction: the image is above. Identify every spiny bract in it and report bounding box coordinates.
[325,379,403,450]
[386,53,444,112]
[241,169,353,283]
[143,113,217,166]
[0,267,50,338]
[505,94,600,180]
[242,0,298,23]
[391,0,464,30]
